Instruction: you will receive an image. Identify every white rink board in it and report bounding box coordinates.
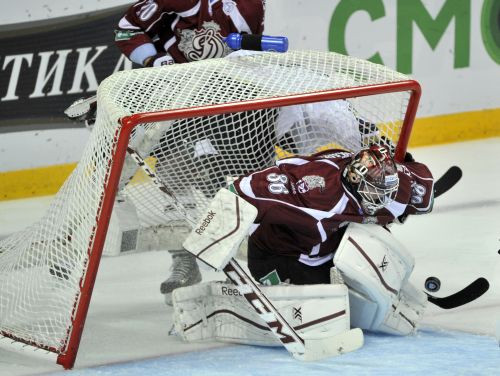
[1,1,498,172]
[3,0,498,117]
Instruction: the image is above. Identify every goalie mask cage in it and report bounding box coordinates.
[0,50,420,369]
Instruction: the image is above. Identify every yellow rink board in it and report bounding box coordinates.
[1,108,499,201]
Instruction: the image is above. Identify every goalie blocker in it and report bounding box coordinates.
[182,188,258,271]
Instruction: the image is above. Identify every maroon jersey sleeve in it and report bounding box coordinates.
[230,0,265,34]
[376,161,434,222]
[115,1,196,62]
[399,161,435,215]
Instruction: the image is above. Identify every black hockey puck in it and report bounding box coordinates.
[425,276,441,292]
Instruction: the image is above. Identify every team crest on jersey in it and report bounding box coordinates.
[296,175,326,193]
[178,21,231,62]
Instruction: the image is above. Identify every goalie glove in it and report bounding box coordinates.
[64,96,97,129]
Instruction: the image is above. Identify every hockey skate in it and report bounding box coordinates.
[161,249,202,305]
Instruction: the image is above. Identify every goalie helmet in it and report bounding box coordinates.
[345,146,399,214]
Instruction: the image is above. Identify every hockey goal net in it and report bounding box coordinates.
[0,50,420,368]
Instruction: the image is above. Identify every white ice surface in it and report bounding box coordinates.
[0,138,499,375]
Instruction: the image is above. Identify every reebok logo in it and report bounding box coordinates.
[221,286,241,296]
[195,210,216,235]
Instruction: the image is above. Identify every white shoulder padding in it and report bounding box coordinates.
[275,100,360,155]
[172,281,351,346]
[334,223,426,335]
[182,189,257,270]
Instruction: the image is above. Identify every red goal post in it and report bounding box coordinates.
[0,50,420,369]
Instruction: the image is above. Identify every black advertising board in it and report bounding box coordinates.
[0,6,138,132]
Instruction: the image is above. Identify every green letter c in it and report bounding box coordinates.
[329,0,385,64]
[481,0,500,64]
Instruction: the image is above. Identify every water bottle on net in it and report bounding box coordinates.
[224,33,288,53]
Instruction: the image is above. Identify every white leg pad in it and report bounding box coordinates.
[172,281,352,347]
[334,223,427,335]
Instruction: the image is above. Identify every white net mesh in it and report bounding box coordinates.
[0,50,415,358]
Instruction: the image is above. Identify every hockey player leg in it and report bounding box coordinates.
[161,249,202,305]
[105,202,200,300]
[333,223,427,335]
[155,188,257,304]
[172,281,363,357]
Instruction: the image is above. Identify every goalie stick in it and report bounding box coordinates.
[427,278,490,309]
[125,146,363,361]
[434,166,462,198]
[425,165,489,309]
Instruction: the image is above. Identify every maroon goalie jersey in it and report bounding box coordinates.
[115,0,264,65]
[233,149,434,266]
